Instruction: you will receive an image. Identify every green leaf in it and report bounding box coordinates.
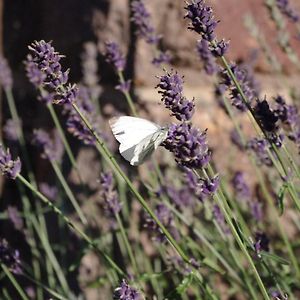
[165,274,194,299]
[260,251,290,265]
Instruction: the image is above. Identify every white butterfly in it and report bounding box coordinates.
[109,116,168,166]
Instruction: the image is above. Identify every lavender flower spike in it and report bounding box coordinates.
[114,279,141,300]
[163,123,210,169]
[27,40,78,105]
[0,146,21,179]
[0,238,22,274]
[131,0,160,44]
[276,0,299,23]
[0,56,13,90]
[104,41,126,72]
[196,39,218,75]
[185,0,219,42]
[157,71,194,121]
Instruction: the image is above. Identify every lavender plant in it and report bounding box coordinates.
[2,0,300,299]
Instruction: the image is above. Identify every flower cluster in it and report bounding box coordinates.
[220,63,257,111]
[144,203,179,243]
[114,279,141,300]
[166,184,195,208]
[157,71,194,121]
[104,41,126,72]
[26,40,78,104]
[81,42,102,100]
[99,172,121,217]
[230,128,245,151]
[196,39,218,75]
[131,0,170,66]
[32,129,64,162]
[276,0,299,22]
[0,238,22,274]
[185,0,218,42]
[0,146,21,179]
[0,56,13,90]
[274,95,300,151]
[163,123,210,169]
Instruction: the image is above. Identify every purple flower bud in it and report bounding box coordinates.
[3,119,20,142]
[157,71,194,121]
[231,171,251,201]
[0,56,13,90]
[131,0,160,44]
[185,0,219,41]
[211,39,230,57]
[39,183,58,201]
[104,41,126,72]
[276,0,299,22]
[201,175,219,195]
[99,172,121,216]
[196,39,218,75]
[166,185,195,208]
[163,123,210,169]
[114,279,141,300]
[0,238,22,274]
[7,206,24,231]
[183,168,205,202]
[0,146,21,179]
[251,201,263,222]
[32,129,64,162]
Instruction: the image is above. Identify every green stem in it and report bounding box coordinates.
[118,72,138,117]
[46,102,84,184]
[71,103,190,263]
[198,168,270,300]
[1,264,29,300]
[115,213,139,275]
[16,173,125,277]
[51,160,87,225]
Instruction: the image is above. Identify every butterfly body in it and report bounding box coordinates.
[109,116,168,166]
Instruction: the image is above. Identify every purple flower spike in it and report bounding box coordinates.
[131,0,160,44]
[0,238,22,274]
[26,40,78,105]
[7,206,24,231]
[0,146,21,179]
[144,203,179,243]
[196,39,218,75]
[211,39,230,57]
[32,129,64,162]
[3,119,20,142]
[231,171,251,201]
[276,0,299,23]
[152,51,171,67]
[185,0,219,42]
[114,279,141,300]
[104,41,126,72]
[254,232,269,254]
[0,56,13,90]
[157,71,194,121]
[100,172,121,217]
[163,123,210,169]
[116,80,131,94]
[247,138,272,166]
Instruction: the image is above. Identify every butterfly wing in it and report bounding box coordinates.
[109,116,167,166]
